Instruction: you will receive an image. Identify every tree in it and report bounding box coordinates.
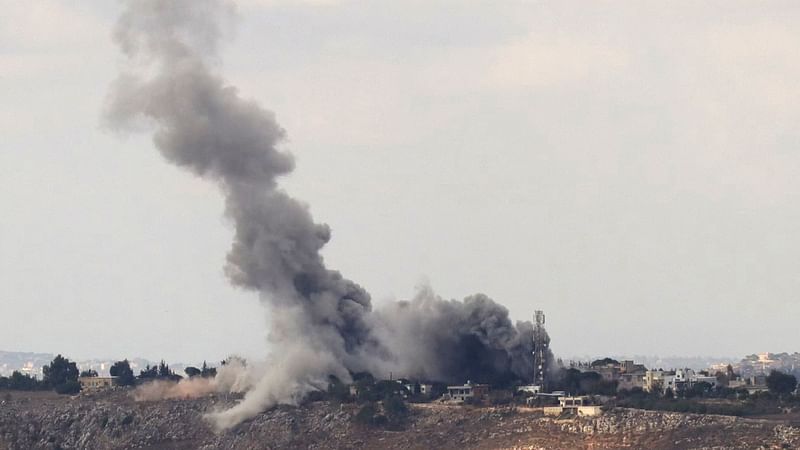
[139,364,158,380]
[766,370,797,396]
[1,371,43,391]
[155,360,182,380]
[383,395,409,418]
[382,395,409,429]
[685,381,712,398]
[42,355,79,394]
[110,360,135,386]
[200,361,216,378]
[80,369,98,378]
[185,367,201,378]
[590,358,620,368]
[158,360,171,378]
[55,380,81,394]
[558,368,583,394]
[354,402,378,426]
[555,368,617,395]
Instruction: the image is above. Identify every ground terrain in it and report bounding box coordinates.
[1,389,800,449]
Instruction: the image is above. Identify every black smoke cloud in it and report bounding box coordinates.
[106,0,547,429]
[368,286,539,386]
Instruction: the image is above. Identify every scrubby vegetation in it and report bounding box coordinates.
[0,371,47,391]
[312,373,416,429]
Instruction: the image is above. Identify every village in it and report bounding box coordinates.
[5,309,798,422]
[332,354,786,420]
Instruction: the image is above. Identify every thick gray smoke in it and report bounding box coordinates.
[106,0,545,430]
[368,286,539,386]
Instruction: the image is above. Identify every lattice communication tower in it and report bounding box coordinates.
[532,310,549,388]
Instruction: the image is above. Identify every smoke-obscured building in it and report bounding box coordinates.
[445,382,490,403]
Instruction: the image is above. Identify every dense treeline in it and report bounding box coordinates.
[0,355,218,395]
[0,371,47,391]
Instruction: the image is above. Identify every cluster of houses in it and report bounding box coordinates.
[439,380,602,416]
[569,359,770,395]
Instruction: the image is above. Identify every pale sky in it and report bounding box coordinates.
[2,0,799,364]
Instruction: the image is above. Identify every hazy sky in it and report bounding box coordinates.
[2,0,799,364]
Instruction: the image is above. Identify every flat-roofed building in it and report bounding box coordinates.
[79,376,116,391]
[445,381,490,403]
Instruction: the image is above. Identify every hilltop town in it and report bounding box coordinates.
[2,379,800,449]
[3,317,800,449]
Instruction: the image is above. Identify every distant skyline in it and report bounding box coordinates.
[2,1,800,363]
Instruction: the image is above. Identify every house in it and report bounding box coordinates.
[644,370,674,393]
[620,360,647,374]
[419,384,434,396]
[79,376,116,391]
[559,395,587,408]
[618,372,645,391]
[728,378,747,389]
[516,385,541,394]
[645,369,718,394]
[594,366,621,382]
[445,381,490,403]
[574,359,647,386]
[744,375,769,394]
[542,396,602,416]
[671,369,717,393]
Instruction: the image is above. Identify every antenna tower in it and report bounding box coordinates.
[532,310,548,388]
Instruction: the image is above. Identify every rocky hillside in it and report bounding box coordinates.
[1,389,799,449]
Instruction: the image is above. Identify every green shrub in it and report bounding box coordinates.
[354,402,377,426]
[55,380,81,395]
[384,395,408,418]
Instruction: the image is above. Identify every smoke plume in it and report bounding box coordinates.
[133,359,251,401]
[368,286,538,386]
[106,0,546,430]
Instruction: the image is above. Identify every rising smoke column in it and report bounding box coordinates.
[106,0,547,430]
[105,0,373,429]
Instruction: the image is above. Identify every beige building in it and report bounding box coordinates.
[618,372,646,391]
[79,376,116,391]
[643,370,675,393]
[543,396,602,417]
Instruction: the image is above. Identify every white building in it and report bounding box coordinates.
[445,382,490,402]
[516,385,541,394]
[645,369,717,394]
